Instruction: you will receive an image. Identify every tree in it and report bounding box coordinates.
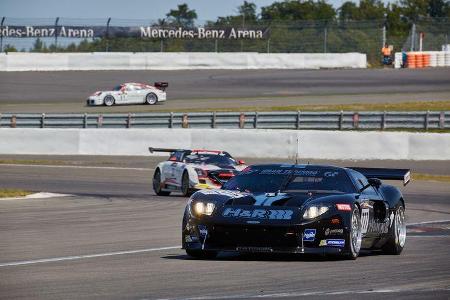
[166,3,197,27]
[239,1,258,22]
[261,0,335,21]
[3,44,17,52]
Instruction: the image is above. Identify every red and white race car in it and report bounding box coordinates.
[150,147,247,197]
[87,82,168,106]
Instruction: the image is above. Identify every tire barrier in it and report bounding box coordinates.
[396,51,450,69]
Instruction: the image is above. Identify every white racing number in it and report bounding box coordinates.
[361,208,370,234]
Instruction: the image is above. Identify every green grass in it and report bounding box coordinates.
[0,189,32,198]
[413,173,450,183]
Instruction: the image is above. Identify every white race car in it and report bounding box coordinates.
[150,147,247,197]
[86,82,168,106]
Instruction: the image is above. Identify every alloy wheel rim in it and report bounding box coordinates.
[147,94,157,104]
[351,208,362,253]
[396,207,406,247]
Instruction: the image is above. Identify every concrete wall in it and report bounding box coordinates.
[0,52,367,71]
[1,128,449,160]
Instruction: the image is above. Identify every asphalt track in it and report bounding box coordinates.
[1,156,449,299]
[1,68,450,113]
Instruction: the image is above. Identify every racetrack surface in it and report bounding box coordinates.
[1,156,449,299]
[1,68,450,113]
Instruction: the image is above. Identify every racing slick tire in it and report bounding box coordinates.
[145,93,158,105]
[103,95,115,106]
[153,169,170,196]
[181,171,192,197]
[344,204,362,260]
[382,204,406,255]
[185,249,217,259]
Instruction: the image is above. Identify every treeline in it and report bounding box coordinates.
[4,0,450,64]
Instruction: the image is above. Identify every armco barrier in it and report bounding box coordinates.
[0,111,448,130]
[0,52,367,71]
[0,128,449,160]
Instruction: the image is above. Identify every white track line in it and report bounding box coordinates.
[0,163,153,171]
[407,219,450,226]
[0,246,180,268]
[153,287,450,300]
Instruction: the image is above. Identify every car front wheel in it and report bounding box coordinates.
[103,95,115,106]
[344,204,362,260]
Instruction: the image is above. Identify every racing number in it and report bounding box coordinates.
[361,208,370,234]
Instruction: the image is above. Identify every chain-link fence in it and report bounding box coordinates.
[1,17,448,65]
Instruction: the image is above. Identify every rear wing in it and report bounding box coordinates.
[349,167,411,186]
[149,147,185,154]
[154,82,168,91]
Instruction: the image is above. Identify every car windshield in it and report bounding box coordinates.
[222,165,355,194]
[184,153,236,167]
[112,85,122,91]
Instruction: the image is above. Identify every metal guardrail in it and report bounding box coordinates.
[0,111,448,130]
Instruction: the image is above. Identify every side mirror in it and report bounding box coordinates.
[238,160,246,165]
[368,178,382,188]
[360,178,382,192]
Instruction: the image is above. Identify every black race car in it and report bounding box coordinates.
[182,164,410,260]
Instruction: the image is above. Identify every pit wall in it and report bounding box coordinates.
[0,52,367,71]
[1,128,449,160]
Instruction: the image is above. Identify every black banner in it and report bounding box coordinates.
[0,25,270,39]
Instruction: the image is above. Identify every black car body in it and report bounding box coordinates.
[182,164,410,259]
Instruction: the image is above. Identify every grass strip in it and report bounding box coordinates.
[0,189,32,198]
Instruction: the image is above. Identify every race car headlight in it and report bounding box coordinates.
[194,168,207,178]
[193,201,215,216]
[303,205,329,219]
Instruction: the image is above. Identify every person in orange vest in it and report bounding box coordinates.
[382,43,392,65]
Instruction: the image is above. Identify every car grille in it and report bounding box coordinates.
[207,225,300,248]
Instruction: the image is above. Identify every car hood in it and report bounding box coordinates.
[192,189,354,208]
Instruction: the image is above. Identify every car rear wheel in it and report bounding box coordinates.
[153,169,170,196]
[103,95,115,106]
[344,204,362,260]
[181,171,192,197]
[382,205,406,255]
[186,249,217,259]
[145,93,158,105]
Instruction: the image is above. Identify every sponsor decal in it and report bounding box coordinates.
[367,220,389,234]
[389,212,395,227]
[325,228,344,236]
[197,225,208,237]
[236,246,273,253]
[303,229,316,241]
[320,239,345,247]
[324,171,339,177]
[336,203,352,211]
[222,208,293,220]
[0,25,269,39]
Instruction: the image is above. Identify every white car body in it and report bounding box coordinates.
[151,148,247,196]
[87,82,167,106]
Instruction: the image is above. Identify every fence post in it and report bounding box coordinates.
[105,17,111,52]
[11,115,16,128]
[267,38,270,53]
[127,113,132,128]
[339,111,343,130]
[381,111,386,130]
[169,112,173,128]
[439,111,445,129]
[353,112,359,129]
[41,113,45,128]
[254,112,258,129]
[214,39,218,52]
[182,114,188,128]
[97,114,103,128]
[0,17,5,53]
[54,17,59,50]
[83,113,87,128]
[160,39,163,52]
[296,111,301,130]
[239,113,245,129]
[410,23,416,51]
[212,112,216,128]
[424,111,429,130]
[323,27,327,53]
